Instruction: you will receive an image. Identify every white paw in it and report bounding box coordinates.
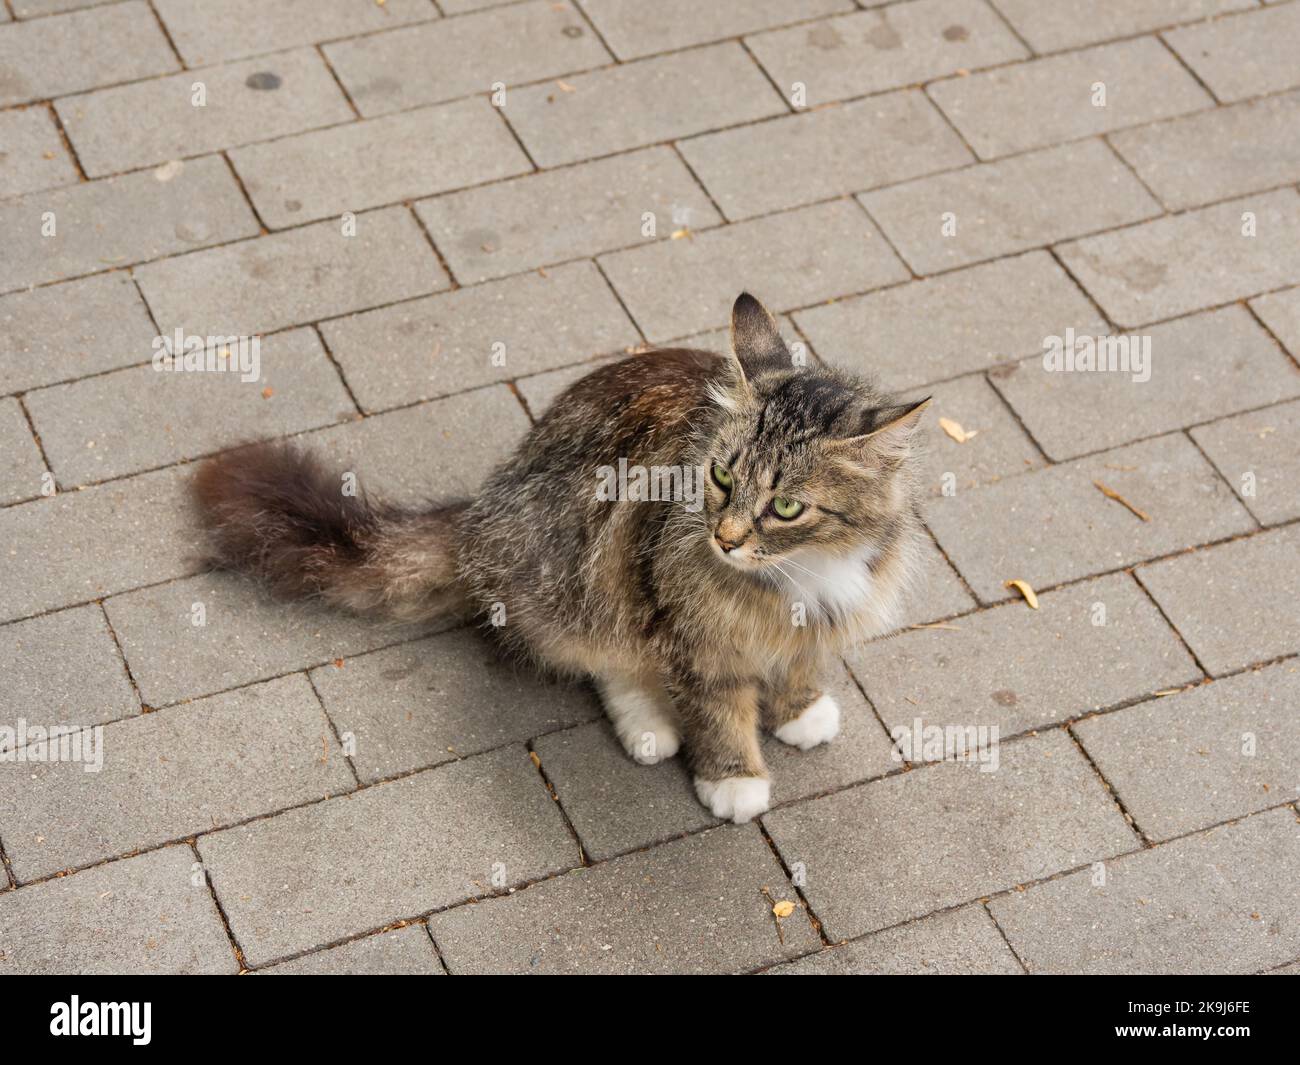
[622,724,681,765]
[774,693,841,751]
[599,677,681,765]
[694,775,771,823]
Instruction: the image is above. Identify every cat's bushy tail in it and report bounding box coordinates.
[192,441,470,623]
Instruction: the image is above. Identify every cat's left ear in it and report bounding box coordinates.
[830,397,931,461]
[729,292,789,377]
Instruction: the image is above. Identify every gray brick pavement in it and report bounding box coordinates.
[846,573,1202,738]
[859,139,1161,275]
[0,155,259,293]
[2,0,1296,976]
[1074,663,1300,841]
[197,745,576,967]
[55,48,354,179]
[322,0,612,118]
[678,90,973,221]
[764,730,1138,942]
[988,808,1300,974]
[1136,525,1300,676]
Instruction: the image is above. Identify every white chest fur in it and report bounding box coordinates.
[777,544,881,625]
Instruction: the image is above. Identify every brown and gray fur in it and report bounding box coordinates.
[193,294,929,822]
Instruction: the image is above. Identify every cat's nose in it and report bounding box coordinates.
[715,532,745,553]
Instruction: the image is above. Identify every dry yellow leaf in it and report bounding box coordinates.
[938,416,978,443]
[772,900,795,919]
[1004,579,1039,609]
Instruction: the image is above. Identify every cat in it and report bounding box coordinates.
[193,293,929,823]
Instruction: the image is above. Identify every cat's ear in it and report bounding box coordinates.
[729,292,789,374]
[829,397,931,461]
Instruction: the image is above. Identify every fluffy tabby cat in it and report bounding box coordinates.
[194,294,929,823]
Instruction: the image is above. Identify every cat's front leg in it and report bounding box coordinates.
[762,656,842,751]
[666,674,770,823]
[595,670,681,765]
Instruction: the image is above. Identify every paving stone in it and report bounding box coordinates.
[847,573,1200,741]
[231,98,530,230]
[990,305,1300,461]
[319,260,638,413]
[0,155,259,295]
[1192,398,1300,525]
[0,465,199,624]
[26,327,356,486]
[928,37,1213,160]
[859,139,1161,276]
[760,664,902,798]
[151,0,438,66]
[415,146,720,283]
[534,721,719,861]
[989,808,1300,974]
[310,628,601,784]
[0,604,139,731]
[1075,663,1300,842]
[0,1,178,107]
[503,42,786,168]
[535,664,893,862]
[0,273,158,396]
[1110,90,1300,211]
[0,106,78,198]
[894,533,978,628]
[136,206,447,338]
[768,904,1022,974]
[988,0,1253,52]
[1136,525,1300,676]
[105,574,432,709]
[582,0,852,60]
[0,674,355,881]
[0,846,235,974]
[55,48,354,179]
[1251,285,1300,358]
[764,730,1137,941]
[745,0,1027,109]
[600,200,908,342]
[0,397,45,505]
[1058,190,1300,328]
[260,924,444,974]
[794,251,1108,391]
[323,0,611,117]
[906,374,1045,496]
[298,385,530,507]
[679,90,971,222]
[925,433,1255,604]
[428,824,819,974]
[1164,2,1300,104]
[12,0,122,14]
[198,745,576,967]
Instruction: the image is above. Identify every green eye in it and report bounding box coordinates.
[711,463,733,490]
[772,496,804,520]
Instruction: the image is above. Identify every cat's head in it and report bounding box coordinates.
[698,293,928,575]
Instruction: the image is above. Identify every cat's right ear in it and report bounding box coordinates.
[729,292,789,377]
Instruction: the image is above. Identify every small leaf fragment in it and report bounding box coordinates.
[938,416,978,443]
[772,900,795,919]
[1004,579,1039,609]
